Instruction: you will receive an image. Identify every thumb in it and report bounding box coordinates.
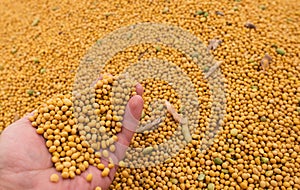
[113,94,144,162]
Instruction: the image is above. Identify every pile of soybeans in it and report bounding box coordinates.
[0,0,299,189]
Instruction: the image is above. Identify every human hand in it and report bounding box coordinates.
[0,85,144,190]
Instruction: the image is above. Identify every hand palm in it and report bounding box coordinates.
[0,94,143,190]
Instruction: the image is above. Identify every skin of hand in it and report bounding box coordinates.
[0,84,144,190]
